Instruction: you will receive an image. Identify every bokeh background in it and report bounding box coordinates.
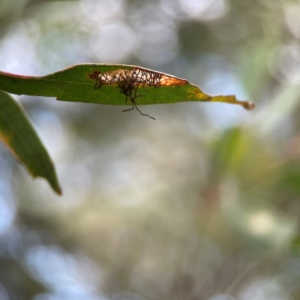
[1,0,300,299]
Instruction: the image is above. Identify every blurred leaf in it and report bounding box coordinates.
[211,127,250,174]
[0,64,254,110]
[281,163,300,195]
[0,257,46,299]
[0,90,61,195]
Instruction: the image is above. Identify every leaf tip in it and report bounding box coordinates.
[57,189,63,196]
[50,182,63,196]
[242,101,255,110]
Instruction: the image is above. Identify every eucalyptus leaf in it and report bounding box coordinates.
[0,91,61,195]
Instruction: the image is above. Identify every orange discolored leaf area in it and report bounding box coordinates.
[87,67,189,88]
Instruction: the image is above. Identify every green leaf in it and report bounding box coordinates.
[0,91,62,195]
[0,64,254,109]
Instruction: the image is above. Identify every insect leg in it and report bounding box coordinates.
[122,101,135,113]
[133,100,155,120]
